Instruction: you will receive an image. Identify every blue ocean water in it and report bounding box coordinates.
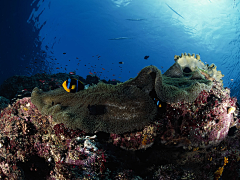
[0,0,239,98]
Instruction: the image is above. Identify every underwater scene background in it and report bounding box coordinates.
[0,0,240,179]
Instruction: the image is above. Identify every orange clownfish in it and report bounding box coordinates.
[62,78,84,93]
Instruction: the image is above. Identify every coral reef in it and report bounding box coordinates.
[0,53,240,179]
[157,79,238,148]
[30,53,238,149]
[0,97,107,179]
[109,123,158,150]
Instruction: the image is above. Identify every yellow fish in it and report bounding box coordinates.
[62,78,84,93]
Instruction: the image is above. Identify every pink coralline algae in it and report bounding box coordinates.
[110,123,158,150]
[158,80,238,149]
[0,97,107,180]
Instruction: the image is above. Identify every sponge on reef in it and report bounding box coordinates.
[31,83,157,134]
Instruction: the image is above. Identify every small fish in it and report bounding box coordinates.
[89,72,93,75]
[109,37,131,40]
[144,56,149,60]
[165,3,184,19]
[56,67,60,69]
[62,78,84,93]
[63,52,66,54]
[102,68,105,70]
[126,18,145,21]
[153,98,162,108]
[69,72,75,75]
[119,62,124,64]
[112,79,116,81]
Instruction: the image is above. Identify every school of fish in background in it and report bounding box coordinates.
[21,3,181,84]
[24,50,163,83]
